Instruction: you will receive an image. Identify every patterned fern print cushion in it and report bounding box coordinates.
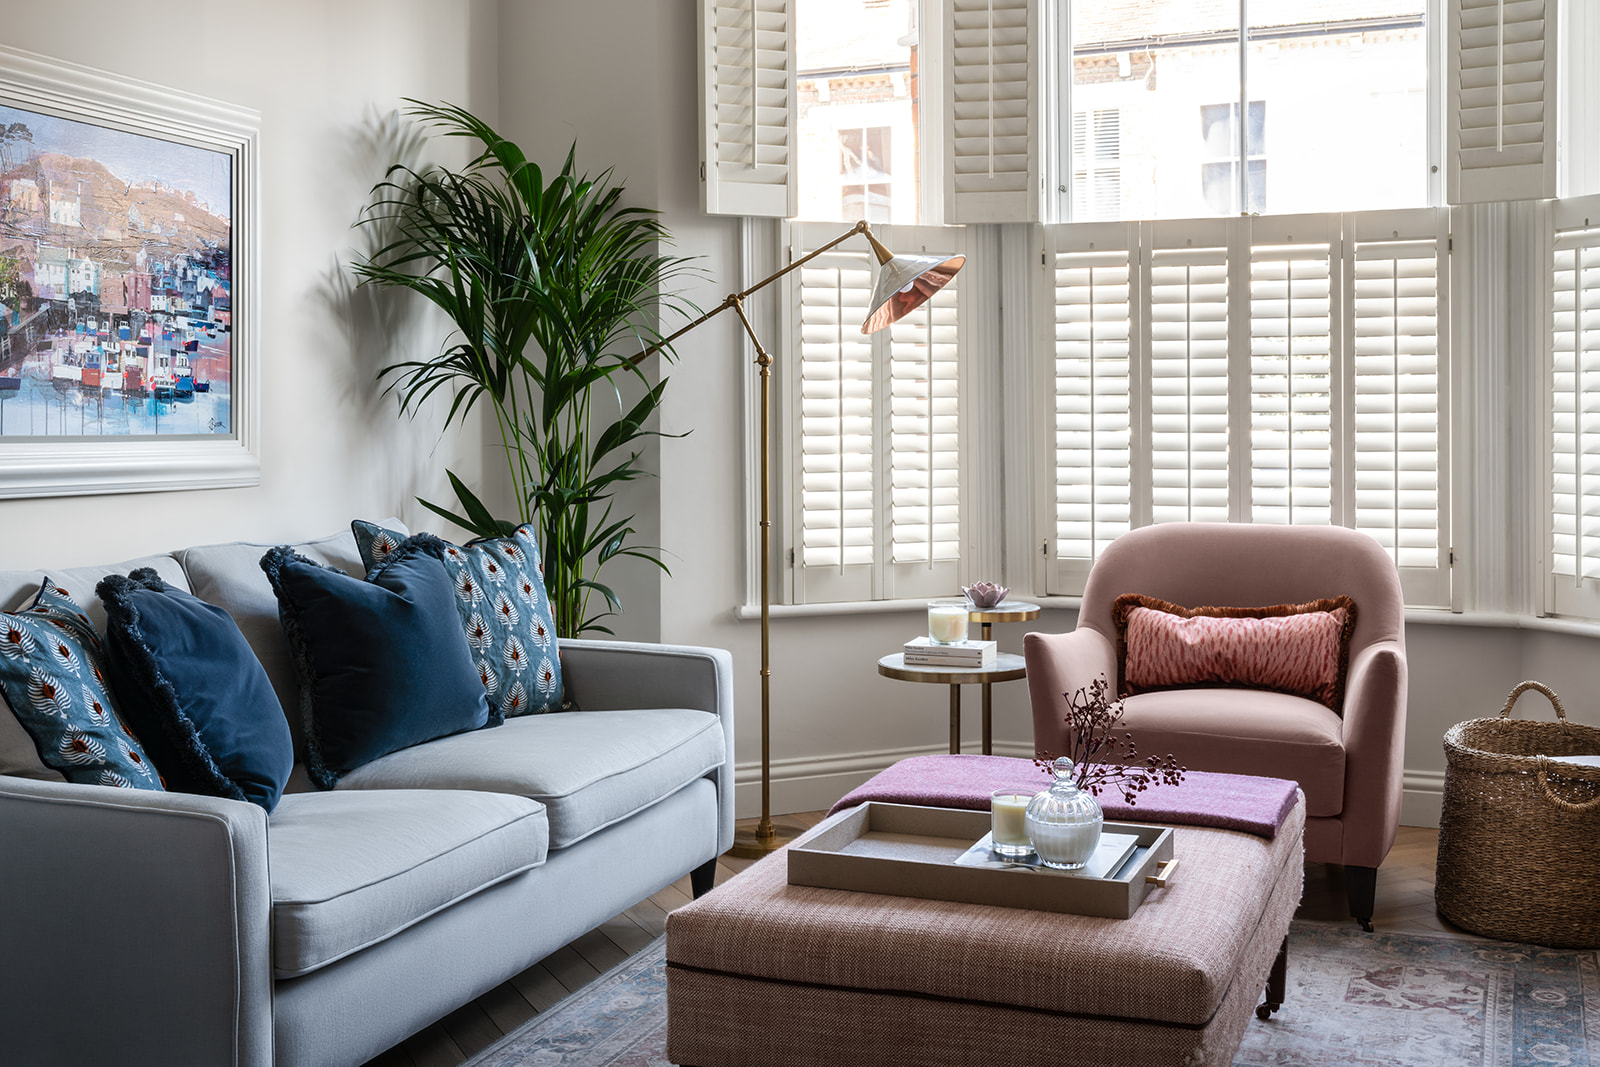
[353,520,563,720]
[0,580,163,789]
[1113,594,1358,712]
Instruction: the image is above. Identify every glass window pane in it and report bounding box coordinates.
[1246,2,1426,213]
[796,0,920,223]
[1072,1,1426,219]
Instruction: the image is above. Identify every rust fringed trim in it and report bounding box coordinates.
[1110,593,1359,713]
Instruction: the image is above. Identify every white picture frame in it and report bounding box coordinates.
[0,44,259,498]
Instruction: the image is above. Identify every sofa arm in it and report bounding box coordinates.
[0,777,273,1067]
[1023,628,1119,756]
[560,640,736,854]
[1339,639,1409,869]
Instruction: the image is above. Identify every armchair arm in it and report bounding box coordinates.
[559,639,736,853]
[1338,639,1408,868]
[1023,628,1119,757]
[0,777,273,1067]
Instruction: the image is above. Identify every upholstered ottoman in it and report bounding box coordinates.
[665,795,1303,1067]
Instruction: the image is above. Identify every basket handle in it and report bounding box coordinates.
[1536,759,1600,813]
[1499,680,1569,722]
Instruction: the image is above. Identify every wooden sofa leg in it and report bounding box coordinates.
[1345,865,1377,931]
[690,857,718,898]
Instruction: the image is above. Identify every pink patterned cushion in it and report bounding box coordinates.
[1113,595,1357,711]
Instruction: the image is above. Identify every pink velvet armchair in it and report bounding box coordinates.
[1024,522,1407,929]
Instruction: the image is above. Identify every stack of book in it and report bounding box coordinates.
[903,635,998,667]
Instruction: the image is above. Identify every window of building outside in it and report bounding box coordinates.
[1073,109,1122,221]
[840,126,892,222]
[1199,101,1266,216]
[796,0,919,224]
[1069,0,1428,221]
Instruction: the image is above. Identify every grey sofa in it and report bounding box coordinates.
[0,522,735,1067]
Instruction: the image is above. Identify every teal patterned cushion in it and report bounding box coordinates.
[353,521,563,719]
[0,580,163,790]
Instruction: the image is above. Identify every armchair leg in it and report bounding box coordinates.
[690,857,718,899]
[1345,865,1377,931]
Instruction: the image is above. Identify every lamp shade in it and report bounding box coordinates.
[861,251,965,335]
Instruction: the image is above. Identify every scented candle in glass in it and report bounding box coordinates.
[927,599,969,645]
[990,789,1036,858]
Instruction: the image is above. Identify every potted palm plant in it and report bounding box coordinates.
[353,101,698,637]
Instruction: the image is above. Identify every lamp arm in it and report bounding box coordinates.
[631,219,888,365]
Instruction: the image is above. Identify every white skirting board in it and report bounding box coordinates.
[736,751,1450,831]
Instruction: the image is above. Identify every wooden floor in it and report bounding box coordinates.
[363,818,1472,1066]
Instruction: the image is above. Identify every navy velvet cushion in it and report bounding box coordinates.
[261,536,492,789]
[98,569,294,812]
[353,520,564,720]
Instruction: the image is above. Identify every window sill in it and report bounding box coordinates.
[733,595,1081,620]
[733,600,1600,639]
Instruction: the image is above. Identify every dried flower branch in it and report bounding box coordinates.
[1035,676,1185,804]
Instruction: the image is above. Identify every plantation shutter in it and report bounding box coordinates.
[699,0,797,218]
[783,223,967,604]
[1349,210,1450,605]
[1551,196,1600,617]
[1147,220,1231,527]
[1041,222,1139,593]
[945,0,1041,223]
[1447,0,1558,204]
[1248,217,1338,529]
[885,226,967,599]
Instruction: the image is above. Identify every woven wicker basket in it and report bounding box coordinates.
[1435,681,1600,947]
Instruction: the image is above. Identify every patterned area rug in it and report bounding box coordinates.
[465,923,1600,1067]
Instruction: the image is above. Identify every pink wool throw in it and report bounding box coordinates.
[828,754,1299,838]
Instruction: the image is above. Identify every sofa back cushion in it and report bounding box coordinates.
[177,520,406,761]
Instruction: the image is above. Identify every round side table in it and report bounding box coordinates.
[966,600,1040,752]
[877,652,1027,755]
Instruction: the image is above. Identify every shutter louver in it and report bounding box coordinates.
[1551,214,1600,608]
[1448,0,1557,204]
[1250,239,1335,527]
[946,0,1039,223]
[1352,235,1444,573]
[1149,243,1230,525]
[700,0,796,218]
[1047,227,1136,578]
[889,270,961,566]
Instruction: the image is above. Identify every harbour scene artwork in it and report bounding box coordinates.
[0,103,232,438]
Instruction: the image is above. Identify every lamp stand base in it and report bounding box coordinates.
[727,820,794,859]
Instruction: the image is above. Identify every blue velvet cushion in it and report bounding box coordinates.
[354,521,563,720]
[0,580,163,790]
[98,569,293,812]
[262,535,492,789]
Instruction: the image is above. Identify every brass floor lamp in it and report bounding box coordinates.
[642,219,963,857]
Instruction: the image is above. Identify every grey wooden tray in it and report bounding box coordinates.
[787,802,1177,919]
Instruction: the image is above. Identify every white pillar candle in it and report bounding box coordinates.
[990,791,1037,857]
[927,601,969,645]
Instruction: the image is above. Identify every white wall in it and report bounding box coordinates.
[0,0,501,570]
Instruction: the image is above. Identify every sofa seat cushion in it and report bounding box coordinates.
[267,789,547,978]
[334,708,724,849]
[1117,687,1345,817]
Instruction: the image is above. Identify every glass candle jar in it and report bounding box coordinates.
[989,789,1037,858]
[1025,757,1104,870]
[927,599,969,645]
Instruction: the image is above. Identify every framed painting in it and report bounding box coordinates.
[0,45,258,498]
